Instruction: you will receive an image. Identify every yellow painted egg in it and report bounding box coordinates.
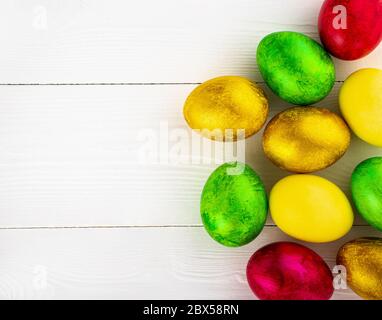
[183,76,269,141]
[337,238,382,300]
[270,175,354,243]
[263,107,350,173]
[340,68,382,146]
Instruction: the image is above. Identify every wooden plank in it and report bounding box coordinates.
[0,0,380,83]
[0,84,380,227]
[0,226,378,299]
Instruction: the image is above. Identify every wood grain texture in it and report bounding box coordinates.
[0,0,381,300]
[0,226,378,300]
[0,84,380,227]
[0,0,380,83]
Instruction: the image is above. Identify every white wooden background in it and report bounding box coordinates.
[0,0,381,300]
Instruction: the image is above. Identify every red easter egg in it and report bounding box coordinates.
[318,0,382,60]
[246,242,334,300]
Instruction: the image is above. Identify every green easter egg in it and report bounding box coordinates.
[201,162,268,247]
[257,31,335,105]
[351,157,382,232]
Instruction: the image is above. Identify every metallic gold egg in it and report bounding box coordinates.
[263,106,350,173]
[337,238,382,300]
[183,76,269,141]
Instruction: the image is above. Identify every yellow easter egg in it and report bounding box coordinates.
[339,68,382,146]
[270,175,354,243]
[183,76,269,141]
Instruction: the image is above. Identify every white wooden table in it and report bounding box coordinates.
[0,0,381,300]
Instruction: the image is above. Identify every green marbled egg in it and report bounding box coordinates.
[351,157,382,232]
[200,162,268,247]
[257,31,335,105]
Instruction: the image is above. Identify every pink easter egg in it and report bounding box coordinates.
[246,242,334,300]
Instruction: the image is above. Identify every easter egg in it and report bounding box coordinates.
[200,162,268,247]
[263,106,350,173]
[247,242,334,300]
[183,76,269,141]
[337,238,382,300]
[270,175,353,243]
[340,68,382,147]
[256,31,335,105]
[351,157,382,232]
[318,0,382,60]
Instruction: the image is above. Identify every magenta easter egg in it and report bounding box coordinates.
[318,0,382,60]
[246,242,334,300]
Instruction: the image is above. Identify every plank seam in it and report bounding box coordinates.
[0,224,368,230]
[0,83,202,86]
[0,81,345,86]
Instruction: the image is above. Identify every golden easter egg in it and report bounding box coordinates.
[337,238,382,300]
[183,76,269,141]
[263,106,350,173]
